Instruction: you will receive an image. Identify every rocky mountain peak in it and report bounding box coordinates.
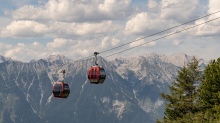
[43,54,72,63]
[0,55,13,63]
[112,53,208,69]
[168,53,208,67]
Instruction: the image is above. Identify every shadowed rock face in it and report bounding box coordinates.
[0,53,207,123]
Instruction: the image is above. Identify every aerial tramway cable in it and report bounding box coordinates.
[1,15,220,92]
[99,11,220,55]
[0,11,219,87]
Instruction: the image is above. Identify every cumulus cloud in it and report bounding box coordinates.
[124,12,175,35]
[208,0,220,15]
[0,36,123,62]
[0,17,13,30]
[192,0,220,37]
[148,0,160,12]
[124,0,198,36]
[161,0,220,38]
[50,21,121,38]
[111,38,121,46]
[193,19,220,37]
[0,20,50,38]
[129,38,157,47]
[166,0,220,38]
[160,0,199,23]
[0,43,13,53]
[124,0,200,36]
[147,41,157,47]
[99,36,124,50]
[0,20,121,38]
[4,42,47,61]
[148,0,158,9]
[9,0,132,22]
[172,40,184,46]
[125,0,220,38]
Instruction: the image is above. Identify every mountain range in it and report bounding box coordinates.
[0,53,208,123]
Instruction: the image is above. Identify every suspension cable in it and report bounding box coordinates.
[98,11,220,54]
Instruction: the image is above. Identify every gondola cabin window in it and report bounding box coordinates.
[91,69,94,79]
[88,70,90,79]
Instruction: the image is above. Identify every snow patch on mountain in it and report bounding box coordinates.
[113,100,125,119]
[101,97,110,103]
[138,98,163,113]
[133,89,139,102]
[154,99,163,108]
[45,94,53,106]
[80,80,88,94]
[121,88,132,100]
[40,93,43,106]
[138,98,152,113]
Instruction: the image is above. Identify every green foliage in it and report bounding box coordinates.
[199,58,220,119]
[199,58,220,123]
[157,57,203,123]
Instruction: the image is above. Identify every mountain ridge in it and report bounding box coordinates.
[0,53,208,66]
[0,52,209,123]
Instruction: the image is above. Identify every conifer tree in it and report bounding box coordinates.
[156,57,203,123]
[199,58,220,120]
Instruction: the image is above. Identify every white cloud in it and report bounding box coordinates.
[46,38,71,49]
[148,0,159,12]
[172,40,184,46]
[124,0,200,36]
[125,0,220,39]
[111,38,121,46]
[0,20,50,38]
[208,0,220,15]
[147,41,157,47]
[4,41,49,61]
[0,43,13,53]
[0,17,13,30]
[98,0,132,20]
[0,36,123,62]
[192,0,220,37]
[50,21,121,38]
[148,0,158,9]
[99,36,123,50]
[163,0,220,38]
[9,0,132,22]
[124,12,175,35]
[129,38,156,47]
[193,19,220,37]
[0,20,121,38]
[160,0,199,23]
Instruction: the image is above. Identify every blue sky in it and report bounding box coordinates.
[0,0,219,62]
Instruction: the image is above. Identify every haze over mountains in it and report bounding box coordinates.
[0,53,208,123]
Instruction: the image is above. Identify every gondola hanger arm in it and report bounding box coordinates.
[60,70,65,83]
[94,52,99,66]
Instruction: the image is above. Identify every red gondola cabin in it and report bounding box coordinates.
[88,66,106,84]
[52,83,70,98]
